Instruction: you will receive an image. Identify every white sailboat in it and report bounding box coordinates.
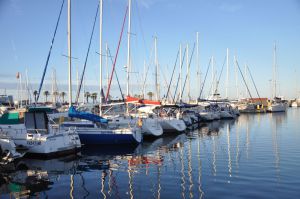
[62,0,143,144]
[268,42,287,112]
[103,0,163,137]
[137,105,186,132]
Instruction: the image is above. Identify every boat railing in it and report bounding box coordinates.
[0,126,27,136]
[26,129,48,135]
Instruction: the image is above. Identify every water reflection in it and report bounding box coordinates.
[1,110,298,198]
[0,155,78,198]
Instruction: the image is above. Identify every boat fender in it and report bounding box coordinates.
[138,118,143,127]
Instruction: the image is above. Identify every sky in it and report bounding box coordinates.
[0,0,300,102]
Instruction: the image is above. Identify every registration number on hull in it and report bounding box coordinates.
[27,140,42,145]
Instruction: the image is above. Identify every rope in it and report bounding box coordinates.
[198,58,212,100]
[105,6,129,101]
[107,47,125,102]
[165,49,179,102]
[75,3,99,104]
[37,0,65,102]
[172,47,187,103]
[235,59,253,99]
[180,43,196,101]
[247,65,263,104]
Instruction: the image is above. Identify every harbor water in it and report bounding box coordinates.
[1,108,299,198]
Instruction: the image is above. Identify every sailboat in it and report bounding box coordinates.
[268,42,287,112]
[60,0,142,144]
[102,0,163,137]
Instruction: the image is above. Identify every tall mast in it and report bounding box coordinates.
[273,42,277,98]
[186,43,190,101]
[226,48,229,99]
[126,0,132,98]
[234,55,239,99]
[179,44,182,102]
[19,73,23,108]
[244,63,247,98]
[99,0,103,115]
[155,36,159,100]
[106,43,109,90]
[25,69,30,105]
[52,68,55,104]
[211,56,214,96]
[143,60,146,98]
[67,0,72,107]
[83,76,85,103]
[196,32,200,100]
[76,68,79,100]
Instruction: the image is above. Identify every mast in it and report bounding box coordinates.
[226,48,229,99]
[179,44,182,102]
[19,73,23,108]
[83,76,85,103]
[143,60,146,98]
[244,63,247,98]
[186,44,190,101]
[25,69,30,105]
[67,0,72,107]
[106,43,109,90]
[196,32,200,101]
[52,69,55,104]
[211,56,214,96]
[155,36,159,100]
[99,0,103,115]
[234,55,239,99]
[126,0,132,98]
[273,42,277,98]
[76,68,79,101]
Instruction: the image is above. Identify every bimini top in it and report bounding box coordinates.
[68,106,108,124]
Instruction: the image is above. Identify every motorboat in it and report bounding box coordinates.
[0,109,81,157]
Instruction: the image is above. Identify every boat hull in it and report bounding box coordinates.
[158,118,186,132]
[77,128,142,144]
[268,103,287,112]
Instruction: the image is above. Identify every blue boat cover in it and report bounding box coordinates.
[68,106,108,124]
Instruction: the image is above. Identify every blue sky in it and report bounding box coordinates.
[1,0,300,101]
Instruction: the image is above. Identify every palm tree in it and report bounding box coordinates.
[84,92,90,103]
[53,91,59,103]
[43,91,50,103]
[91,92,97,104]
[60,92,66,103]
[147,91,154,100]
[33,90,38,102]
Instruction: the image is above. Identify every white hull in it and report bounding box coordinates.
[158,118,186,132]
[220,111,235,119]
[291,102,298,107]
[107,115,163,137]
[0,124,81,156]
[199,111,214,121]
[0,136,23,162]
[141,118,163,136]
[268,103,287,112]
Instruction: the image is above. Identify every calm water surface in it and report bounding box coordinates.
[1,108,299,198]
